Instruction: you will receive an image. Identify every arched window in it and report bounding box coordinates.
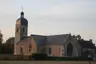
[16,28,19,32]
[23,28,25,32]
[62,47,65,56]
[49,48,51,54]
[67,43,73,56]
[29,44,32,52]
[20,47,23,55]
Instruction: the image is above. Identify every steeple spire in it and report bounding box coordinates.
[22,6,23,12]
[20,6,24,18]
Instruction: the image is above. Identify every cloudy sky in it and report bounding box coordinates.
[0,0,96,43]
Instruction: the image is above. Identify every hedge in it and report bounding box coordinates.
[29,53,93,61]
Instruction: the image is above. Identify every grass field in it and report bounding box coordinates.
[0,61,96,64]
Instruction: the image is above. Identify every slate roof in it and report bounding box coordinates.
[30,34,71,45]
[46,34,70,45]
[16,33,95,50]
[17,34,71,45]
[16,11,28,26]
[16,37,30,45]
[17,17,28,26]
[30,34,46,45]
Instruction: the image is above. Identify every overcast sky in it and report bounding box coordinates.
[0,0,96,43]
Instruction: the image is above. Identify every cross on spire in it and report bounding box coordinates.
[20,6,24,17]
[22,6,23,11]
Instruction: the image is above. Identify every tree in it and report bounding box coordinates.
[5,37,15,54]
[76,35,81,40]
[5,37,15,44]
[0,37,15,54]
[0,31,3,44]
[0,31,3,53]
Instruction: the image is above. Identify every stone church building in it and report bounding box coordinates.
[14,11,96,58]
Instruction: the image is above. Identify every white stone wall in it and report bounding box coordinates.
[14,37,37,56]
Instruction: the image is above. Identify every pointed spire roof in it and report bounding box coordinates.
[16,7,28,26]
[20,6,24,18]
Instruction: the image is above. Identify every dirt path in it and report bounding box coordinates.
[0,61,96,64]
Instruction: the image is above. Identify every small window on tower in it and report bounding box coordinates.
[23,28,25,32]
[16,28,19,32]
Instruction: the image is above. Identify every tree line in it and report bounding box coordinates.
[0,37,14,54]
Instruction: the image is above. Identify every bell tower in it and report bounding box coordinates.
[15,11,28,43]
[14,10,28,55]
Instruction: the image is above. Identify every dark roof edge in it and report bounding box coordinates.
[30,34,71,37]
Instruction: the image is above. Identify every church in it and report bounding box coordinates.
[14,11,96,58]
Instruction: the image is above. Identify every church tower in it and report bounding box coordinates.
[15,11,28,43]
[0,30,3,44]
[14,11,28,55]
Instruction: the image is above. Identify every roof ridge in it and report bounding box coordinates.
[30,34,46,37]
[47,34,70,37]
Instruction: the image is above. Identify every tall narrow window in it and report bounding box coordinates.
[20,47,23,55]
[29,44,32,52]
[49,48,51,54]
[23,28,25,32]
[62,47,64,56]
[16,28,19,32]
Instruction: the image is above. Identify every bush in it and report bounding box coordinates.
[78,56,93,61]
[29,53,47,60]
[46,56,79,61]
[29,53,93,61]
[3,57,10,60]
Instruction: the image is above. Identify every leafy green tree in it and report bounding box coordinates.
[0,37,15,54]
[0,32,3,44]
[5,37,15,54]
[5,37,14,44]
[0,32,3,53]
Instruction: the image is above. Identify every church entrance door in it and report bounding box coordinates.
[67,43,73,56]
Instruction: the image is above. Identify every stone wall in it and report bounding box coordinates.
[44,45,63,56]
